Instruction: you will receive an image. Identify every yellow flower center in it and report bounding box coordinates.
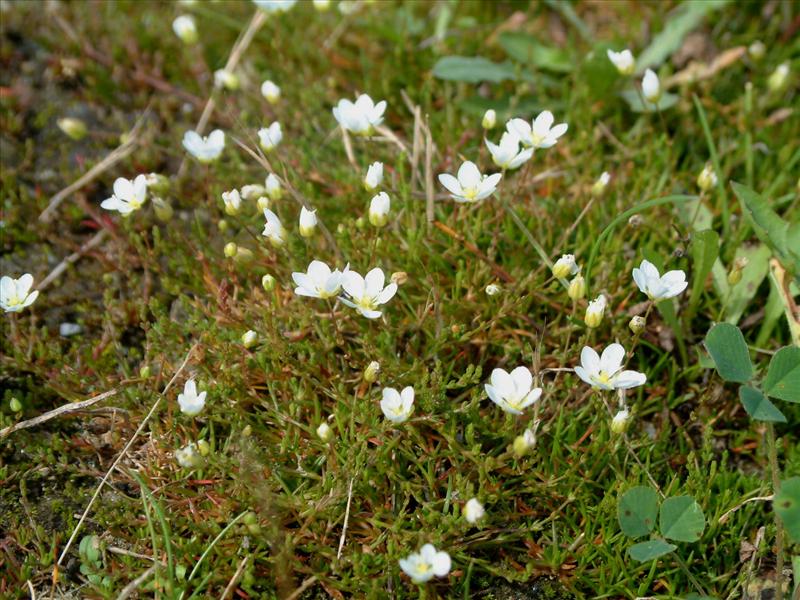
[462,187,478,201]
[357,296,377,311]
[592,371,612,387]
[530,132,545,147]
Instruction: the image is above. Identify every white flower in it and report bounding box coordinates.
[611,409,630,434]
[177,379,206,416]
[484,367,542,415]
[485,132,533,170]
[252,0,297,13]
[380,386,414,423]
[399,544,451,584]
[101,175,148,215]
[592,171,611,196]
[292,260,347,299]
[182,129,225,162]
[438,161,502,203]
[642,69,661,104]
[1,274,39,313]
[241,184,266,201]
[262,208,286,246]
[632,260,688,300]
[175,442,203,468]
[332,93,386,135]
[172,15,198,44]
[265,173,283,200]
[340,268,397,319]
[214,69,239,90]
[464,498,485,524]
[242,330,257,348]
[316,421,332,441]
[697,164,717,192]
[313,0,331,10]
[606,49,635,75]
[299,207,317,238]
[260,80,281,104]
[364,161,383,191]
[585,294,607,328]
[574,343,646,391]
[368,192,390,227]
[552,254,579,279]
[482,108,497,129]
[506,110,568,149]
[221,189,241,216]
[258,122,282,152]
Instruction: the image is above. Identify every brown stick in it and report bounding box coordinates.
[36,230,109,291]
[0,388,119,438]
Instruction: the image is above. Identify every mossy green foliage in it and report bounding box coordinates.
[1,1,799,598]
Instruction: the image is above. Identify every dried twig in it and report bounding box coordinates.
[285,576,319,600]
[56,344,197,570]
[39,114,148,223]
[337,477,354,559]
[36,229,109,291]
[0,388,119,438]
[220,556,249,600]
[115,565,156,600]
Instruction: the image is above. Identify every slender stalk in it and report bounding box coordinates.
[766,423,784,600]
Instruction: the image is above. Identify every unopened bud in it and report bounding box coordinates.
[591,172,611,197]
[214,69,239,91]
[391,272,408,286]
[696,164,717,192]
[629,315,646,334]
[218,219,229,232]
[139,365,152,378]
[355,216,367,230]
[145,173,170,195]
[610,409,630,434]
[552,254,578,279]
[9,397,22,413]
[197,439,211,456]
[224,242,238,258]
[567,275,586,301]
[628,214,644,228]
[767,63,789,93]
[316,421,332,442]
[584,295,607,329]
[242,330,257,348]
[364,361,380,383]
[485,283,501,296]
[152,197,173,222]
[748,41,765,61]
[728,257,748,286]
[261,274,276,292]
[482,109,497,130]
[57,117,88,141]
[257,196,270,211]
[234,247,254,264]
[513,429,536,457]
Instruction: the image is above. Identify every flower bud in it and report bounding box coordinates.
[9,397,22,412]
[172,15,198,45]
[364,162,383,191]
[316,421,333,442]
[584,294,607,328]
[260,80,281,104]
[243,511,261,535]
[139,365,151,378]
[234,247,254,264]
[222,189,241,216]
[482,109,497,130]
[628,214,644,228]
[197,439,211,456]
[299,207,317,238]
[391,272,408,286]
[241,184,266,201]
[214,69,239,91]
[261,274,276,292]
[591,172,611,197]
[257,196,270,211]
[767,63,789,93]
[242,330,257,348]
[610,409,630,434]
[512,428,536,457]
[265,173,283,201]
[748,41,765,61]
[224,242,238,258]
[313,0,331,10]
[57,117,88,141]
[629,315,646,335]
[728,256,748,285]
[355,216,367,230]
[567,275,586,301]
[368,192,390,227]
[364,361,380,383]
[146,173,171,196]
[485,283,501,296]
[152,197,174,222]
[463,498,485,524]
[175,443,203,468]
[552,254,579,279]
[696,164,717,192]
[642,69,661,104]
